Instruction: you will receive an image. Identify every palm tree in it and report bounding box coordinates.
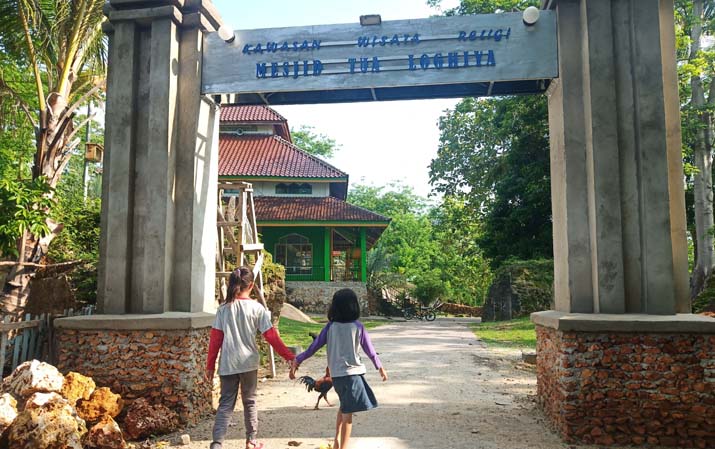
[0,0,106,315]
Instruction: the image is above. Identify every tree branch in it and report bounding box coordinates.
[0,77,37,128]
[18,1,46,114]
[62,113,95,147]
[57,80,104,128]
[0,261,82,268]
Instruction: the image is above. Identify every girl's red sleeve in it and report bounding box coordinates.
[206,328,224,371]
[262,327,296,361]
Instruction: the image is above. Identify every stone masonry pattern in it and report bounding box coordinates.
[286,281,368,314]
[56,328,212,425]
[535,326,715,448]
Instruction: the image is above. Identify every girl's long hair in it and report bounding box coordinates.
[225,266,254,303]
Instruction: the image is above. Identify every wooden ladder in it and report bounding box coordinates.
[216,181,276,377]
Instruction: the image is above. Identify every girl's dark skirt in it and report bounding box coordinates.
[332,374,378,413]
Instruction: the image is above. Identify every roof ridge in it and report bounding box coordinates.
[271,135,348,178]
[220,105,287,123]
[254,196,391,222]
[260,105,287,122]
[335,196,391,221]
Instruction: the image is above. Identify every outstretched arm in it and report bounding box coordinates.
[359,323,382,370]
[296,322,331,365]
[262,327,296,361]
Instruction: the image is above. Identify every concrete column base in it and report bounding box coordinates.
[532,311,715,448]
[54,313,214,425]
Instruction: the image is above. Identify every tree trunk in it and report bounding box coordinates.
[1,221,64,318]
[690,0,715,298]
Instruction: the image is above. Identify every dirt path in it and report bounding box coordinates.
[174,318,575,449]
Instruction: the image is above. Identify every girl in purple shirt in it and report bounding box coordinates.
[290,288,388,449]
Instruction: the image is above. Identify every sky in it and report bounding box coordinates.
[212,0,461,198]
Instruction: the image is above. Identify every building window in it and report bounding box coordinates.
[275,234,313,275]
[275,183,312,195]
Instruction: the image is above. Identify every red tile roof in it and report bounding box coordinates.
[254,196,390,223]
[221,105,286,123]
[219,135,347,179]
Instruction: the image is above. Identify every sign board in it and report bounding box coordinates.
[202,12,558,105]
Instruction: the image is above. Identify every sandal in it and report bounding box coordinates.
[246,441,265,449]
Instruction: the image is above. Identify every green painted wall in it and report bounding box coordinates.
[260,226,329,281]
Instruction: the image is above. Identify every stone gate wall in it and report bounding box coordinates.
[285,281,368,315]
[535,325,715,447]
[55,315,214,426]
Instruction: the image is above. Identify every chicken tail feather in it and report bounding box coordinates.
[298,375,316,392]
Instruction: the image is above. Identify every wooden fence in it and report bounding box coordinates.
[0,306,95,377]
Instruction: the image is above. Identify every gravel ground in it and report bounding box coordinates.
[159,318,607,449]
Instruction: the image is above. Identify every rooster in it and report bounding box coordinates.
[299,332,333,410]
[299,367,333,410]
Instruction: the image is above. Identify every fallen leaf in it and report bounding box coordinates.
[288,441,302,447]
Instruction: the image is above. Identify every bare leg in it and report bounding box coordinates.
[333,410,341,449]
[339,412,353,449]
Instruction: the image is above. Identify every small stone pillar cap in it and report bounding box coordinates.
[54,312,215,330]
[531,311,715,333]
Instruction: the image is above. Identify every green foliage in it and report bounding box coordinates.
[349,183,437,280]
[349,182,491,307]
[290,125,341,158]
[260,250,285,284]
[427,0,539,15]
[692,274,715,313]
[430,196,492,305]
[411,269,446,305]
[0,53,37,182]
[45,146,102,304]
[0,177,54,257]
[430,95,552,267]
[470,316,536,349]
[493,259,554,315]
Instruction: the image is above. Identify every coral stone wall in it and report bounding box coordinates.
[56,327,212,425]
[535,325,715,448]
[440,303,482,317]
[286,281,368,314]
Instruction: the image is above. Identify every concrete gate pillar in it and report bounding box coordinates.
[54,0,225,424]
[534,1,715,446]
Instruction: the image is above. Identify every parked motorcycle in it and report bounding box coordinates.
[403,299,443,322]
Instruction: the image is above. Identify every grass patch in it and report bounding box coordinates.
[277,317,383,351]
[471,317,536,349]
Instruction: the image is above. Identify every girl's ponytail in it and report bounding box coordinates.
[225,266,254,303]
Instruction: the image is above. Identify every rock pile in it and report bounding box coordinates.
[0,360,179,449]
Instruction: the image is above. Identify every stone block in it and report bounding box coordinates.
[83,415,127,449]
[8,392,87,449]
[76,387,123,423]
[0,394,17,433]
[2,360,64,404]
[61,372,96,406]
[121,398,178,441]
